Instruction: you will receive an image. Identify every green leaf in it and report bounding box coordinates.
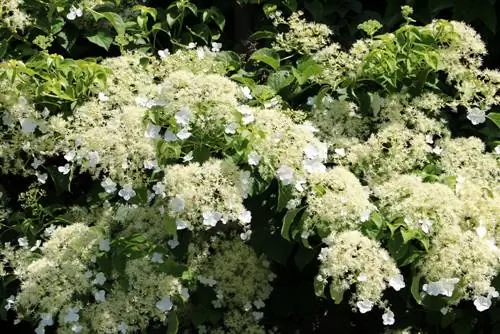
[329,283,345,304]
[187,24,211,44]
[411,273,423,305]
[267,70,295,92]
[250,48,280,70]
[215,51,241,71]
[249,30,276,41]
[164,216,177,236]
[369,92,383,116]
[231,72,256,88]
[281,207,305,241]
[487,112,500,128]
[314,276,326,297]
[166,310,179,334]
[401,228,420,244]
[87,31,114,51]
[159,259,187,277]
[0,39,8,59]
[277,183,292,212]
[202,7,225,31]
[132,5,158,20]
[90,10,126,35]
[252,84,276,101]
[295,57,323,84]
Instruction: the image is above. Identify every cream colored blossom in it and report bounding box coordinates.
[318,231,401,308]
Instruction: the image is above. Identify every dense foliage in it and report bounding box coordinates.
[1,1,499,333]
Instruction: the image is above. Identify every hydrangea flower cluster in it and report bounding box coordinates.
[0,9,500,333]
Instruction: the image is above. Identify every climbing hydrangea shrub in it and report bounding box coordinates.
[0,5,499,334]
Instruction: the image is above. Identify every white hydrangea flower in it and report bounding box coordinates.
[248,151,261,166]
[151,252,164,264]
[18,237,29,249]
[276,166,294,185]
[66,6,83,20]
[334,148,346,157]
[2,112,13,126]
[422,277,459,297]
[36,171,48,184]
[136,96,156,108]
[20,118,37,134]
[238,105,255,124]
[357,272,368,282]
[306,96,316,106]
[495,145,500,155]
[164,130,178,142]
[101,178,117,193]
[144,123,161,139]
[240,229,252,241]
[118,184,136,201]
[476,225,487,238]
[98,92,109,102]
[118,321,128,334]
[294,179,306,192]
[303,159,326,173]
[41,107,50,118]
[98,236,109,251]
[88,151,100,168]
[252,312,264,321]
[466,107,486,125]
[58,164,71,175]
[143,159,158,170]
[152,182,165,196]
[168,238,180,249]
[211,42,222,52]
[93,272,106,286]
[44,224,57,237]
[64,150,77,162]
[425,134,434,144]
[432,146,443,155]
[40,313,53,327]
[241,86,253,99]
[63,307,80,323]
[176,219,188,230]
[35,326,45,334]
[474,296,492,312]
[156,296,173,312]
[158,48,170,59]
[94,290,106,302]
[203,211,222,227]
[30,240,42,252]
[118,322,128,334]
[382,310,395,325]
[187,42,197,49]
[169,196,185,213]
[175,107,192,127]
[419,219,433,234]
[198,275,217,287]
[180,288,190,300]
[356,300,374,313]
[182,151,194,162]
[71,324,83,333]
[388,274,406,291]
[253,299,265,309]
[31,157,45,169]
[4,295,15,310]
[239,209,252,224]
[225,122,238,134]
[177,128,192,140]
[360,210,371,222]
[196,47,205,60]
